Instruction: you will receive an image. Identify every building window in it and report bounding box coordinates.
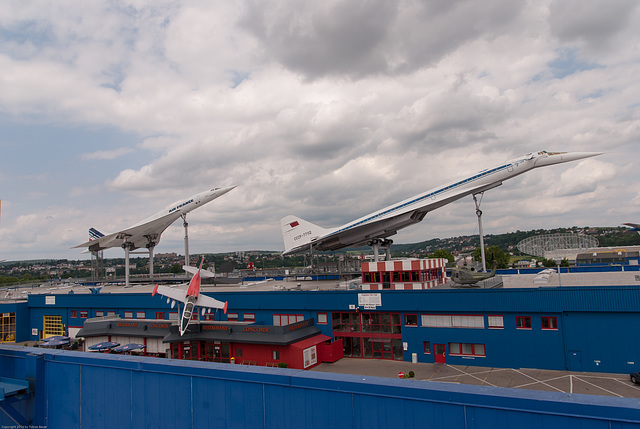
[96,311,104,317]
[236,348,243,357]
[404,314,418,326]
[80,311,88,318]
[488,315,504,329]
[124,311,133,319]
[156,312,165,320]
[136,311,145,319]
[244,313,255,322]
[272,350,280,360]
[168,312,179,320]
[541,316,558,330]
[421,314,484,328]
[317,313,328,324]
[449,342,486,357]
[423,341,431,354]
[273,314,304,326]
[332,312,401,334]
[106,311,116,316]
[204,314,216,321]
[227,313,239,321]
[516,316,531,329]
[70,310,77,318]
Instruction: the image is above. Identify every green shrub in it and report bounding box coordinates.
[408,371,415,378]
[278,362,288,368]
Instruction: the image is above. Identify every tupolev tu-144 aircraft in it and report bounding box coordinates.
[281,151,601,259]
[74,186,235,286]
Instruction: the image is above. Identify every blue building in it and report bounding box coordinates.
[3,278,640,374]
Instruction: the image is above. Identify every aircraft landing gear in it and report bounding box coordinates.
[367,238,393,262]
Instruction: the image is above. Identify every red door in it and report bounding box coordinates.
[434,344,446,363]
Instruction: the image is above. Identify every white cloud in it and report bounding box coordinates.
[0,0,638,260]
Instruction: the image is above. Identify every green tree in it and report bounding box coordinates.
[428,249,455,265]
[473,246,509,269]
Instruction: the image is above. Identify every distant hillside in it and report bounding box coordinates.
[389,226,640,257]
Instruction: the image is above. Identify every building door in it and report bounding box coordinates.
[434,344,446,363]
[568,350,582,371]
[42,315,64,340]
[371,339,393,359]
[214,343,231,363]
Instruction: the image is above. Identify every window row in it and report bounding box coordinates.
[363,269,444,283]
[420,314,485,329]
[332,312,402,334]
[405,314,558,330]
[422,341,485,357]
[273,314,304,326]
[517,316,558,330]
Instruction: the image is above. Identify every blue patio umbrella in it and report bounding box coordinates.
[40,338,70,347]
[42,336,70,342]
[113,343,147,352]
[88,341,120,351]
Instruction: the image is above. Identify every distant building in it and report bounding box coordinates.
[576,250,640,266]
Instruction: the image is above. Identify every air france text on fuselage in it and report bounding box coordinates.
[168,199,194,214]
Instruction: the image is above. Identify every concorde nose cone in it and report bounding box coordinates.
[207,185,236,199]
[533,151,603,167]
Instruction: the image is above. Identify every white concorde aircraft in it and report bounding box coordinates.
[74,186,235,285]
[281,151,601,258]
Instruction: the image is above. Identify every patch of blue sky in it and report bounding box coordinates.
[0,117,146,206]
[0,20,56,56]
[548,47,602,79]
[229,70,250,88]
[579,90,604,101]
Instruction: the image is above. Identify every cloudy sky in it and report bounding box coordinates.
[1,0,639,261]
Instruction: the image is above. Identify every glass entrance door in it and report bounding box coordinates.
[371,339,393,359]
[213,343,231,363]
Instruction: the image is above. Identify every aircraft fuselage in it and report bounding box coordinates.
[282,151,602,255]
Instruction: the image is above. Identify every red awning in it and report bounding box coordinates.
[291,334,332,350]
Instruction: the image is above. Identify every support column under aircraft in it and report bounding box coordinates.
[122,242,134,288]
[473,192,487,273]
[182,214,190,266]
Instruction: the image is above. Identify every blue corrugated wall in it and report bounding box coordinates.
[1,346,639,429]
[20,285,640,373]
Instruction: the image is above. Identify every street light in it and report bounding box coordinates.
[554,258,562,287]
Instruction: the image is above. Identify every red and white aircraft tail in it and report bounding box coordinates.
[152,256,227,335]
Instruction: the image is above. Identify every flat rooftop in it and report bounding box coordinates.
[3,269,640,298]
[311,358,640,398]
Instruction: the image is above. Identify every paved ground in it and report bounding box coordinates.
[311,358,640,398]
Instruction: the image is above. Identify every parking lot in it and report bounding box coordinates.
[311,358,640,398]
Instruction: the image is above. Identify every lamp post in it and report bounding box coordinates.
[554,258,562,287]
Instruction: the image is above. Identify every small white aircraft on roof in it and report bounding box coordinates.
[74,186,235,286]
[281,151,601,261]
[153,256,228,336]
